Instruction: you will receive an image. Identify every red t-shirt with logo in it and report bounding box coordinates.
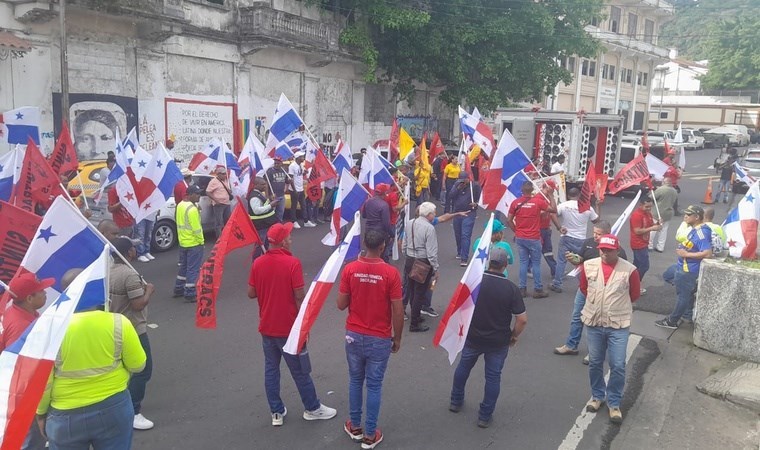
[0,304,39,352]
[509,194,550,240]
[248,248,305,337]
[385,191,401,225]
[339,256,402,338]
[629,208,654,250]
[108,188,135,229]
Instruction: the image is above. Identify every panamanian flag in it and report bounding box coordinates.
[265,93,304,155]
[284,212,362,355]
[332,139,353,175]
[434,213,495,364]
[723,181,760,259]
[458,106,494,158]
[0,147,23,202]
[479,128,533,216]
[322,169,368,246]
[0,246,108,449]
[0,107,40,145]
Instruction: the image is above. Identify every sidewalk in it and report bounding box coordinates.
[614,311,760,450]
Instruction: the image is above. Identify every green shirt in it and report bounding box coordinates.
[472,239,514,277]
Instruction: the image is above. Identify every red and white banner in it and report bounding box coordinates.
[608,153,651,194]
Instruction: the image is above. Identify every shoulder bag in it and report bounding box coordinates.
[408,219,432,283]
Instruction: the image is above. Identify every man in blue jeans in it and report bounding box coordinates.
[337,230,404,449]
[446,173,481,267]
[655,205,712,329]
[507,181,557,298]
[174,185,204,302]
[579,234,640,424]
[629,196,661,294]
[553,221,627,360]
[448,247,527,428]
[550,187,599,293]
[248,222,337,427]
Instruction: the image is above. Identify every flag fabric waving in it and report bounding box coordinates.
[132,146,184,222]
[0,245,108,450]
[0,147,22,202]
[229,168,250,200]
[284,212,362,355]
[398,128,415,161]
[48,121,79,176]
[645,153,670,181]
[479,129,532,216]
[459,106,495,158]
[240,132,272,176]
[733,162,756,186]
[0,107,40,145]
[196,202,261,328]
[189,138,224,176]
[322,169,369,246]
[0,201,42,284]
[722,181,760,259]
[389,118,400,163]
[429,132,445,161]
[265,94,304,154]
[359,148,394,191]
[332,139,353,175]
[434,213,495,364]
[11,139,66,213]
[578,162,597,213]
[608,153,651,194]
[309,149,337,187]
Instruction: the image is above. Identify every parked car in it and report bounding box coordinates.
[681,129,705,150]
[750,129,760,144]
[724,125,751,146]
[740,149,760,179]
[703,127,747,147]
[66,160,108,197]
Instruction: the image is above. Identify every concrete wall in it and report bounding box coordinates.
[694,259,760,364]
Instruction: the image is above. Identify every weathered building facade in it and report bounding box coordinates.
[0,0,452,161]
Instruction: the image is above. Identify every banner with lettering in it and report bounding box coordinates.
[0,201,42,284]
[608,154,651,195]
[196,202,261,329]
[578,163,596,213]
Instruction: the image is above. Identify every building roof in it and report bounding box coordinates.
[0,31,32,52]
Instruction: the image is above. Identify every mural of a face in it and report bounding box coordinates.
[72,104,125,160]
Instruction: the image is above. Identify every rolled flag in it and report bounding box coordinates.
[434,213,495,364]
[284,211,362,355]
[722,181,760,259]
[322,169,369,246]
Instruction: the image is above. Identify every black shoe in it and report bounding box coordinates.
[477,418,492,428]
[409,325,430,332]
[549,285,562,293]
[654,318,678,329]
[421,307,439,317]
[172,292,184,298]
[449,403,462,413]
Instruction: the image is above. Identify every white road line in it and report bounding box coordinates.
[557,333,643,450]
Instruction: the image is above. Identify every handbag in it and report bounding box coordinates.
[407,219,432,283]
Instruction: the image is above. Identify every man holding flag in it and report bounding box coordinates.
[337,230,403,449]
[447,246,527,428]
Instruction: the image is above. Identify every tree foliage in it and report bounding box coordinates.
[313,0,603,111]
[699,16,760,90]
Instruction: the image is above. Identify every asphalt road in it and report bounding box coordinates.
[132,146,737,450]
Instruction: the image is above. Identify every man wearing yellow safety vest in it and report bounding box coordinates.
[248,176,279,260]
[36,268,147,449]
[173,185,205,303]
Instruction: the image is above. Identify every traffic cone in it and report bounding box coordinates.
[702,177,714,204]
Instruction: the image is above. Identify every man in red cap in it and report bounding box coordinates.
[2,273,54,450]
[248,222,337,427]
[362,184,394,262]
[578,234,640,424]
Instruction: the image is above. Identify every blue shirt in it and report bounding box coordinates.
[678,224,712,273]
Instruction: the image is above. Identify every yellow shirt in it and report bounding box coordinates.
[444,164,461,180]
[37,311,146,414]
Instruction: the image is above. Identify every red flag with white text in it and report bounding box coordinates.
[608,153,651,194]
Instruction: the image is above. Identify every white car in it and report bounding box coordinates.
[682,129,705,150]
[724,125,751,146]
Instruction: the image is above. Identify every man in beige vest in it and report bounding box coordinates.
[579,234,640,424]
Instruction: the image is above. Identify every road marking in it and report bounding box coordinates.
[557,333,643,450]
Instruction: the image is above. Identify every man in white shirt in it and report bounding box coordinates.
[551,155,566,175]
[288,151,308,229]
[550,188,599,292]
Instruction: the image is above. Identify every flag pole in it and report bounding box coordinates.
[76,171,89,210]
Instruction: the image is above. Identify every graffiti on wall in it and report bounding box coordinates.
[165,98,238,163]
[53,93,138,161]
[397,116,440,140]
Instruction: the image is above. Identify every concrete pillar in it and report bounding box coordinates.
[574,57,583,111]
[645,62,655,129]
[630,58,640,129]
[595,52,605,113]
[613,53,623,116]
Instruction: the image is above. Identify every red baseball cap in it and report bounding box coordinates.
[8,273,55,302]
[544,179,558,191]
[374,183,391,195]
[267,222,294,245]
[597,234,620,250]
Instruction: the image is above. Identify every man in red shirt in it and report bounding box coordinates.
[247,222,337,427]
[629,196,661,292]
[174,168,193,203]
[1,272,53,450]
[108,187,136,237]
[507,181,557,298]
[337,230,403,449]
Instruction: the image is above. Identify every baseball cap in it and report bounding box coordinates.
[374,183,391,195]
[683,205,705,218]
[267,222,294,245]
[544,179,558,190]
[491,219,505,233]
[489,246,510,266]
[597,234,620,250]
[186,185,202,196]
[294,151,306,159]
[457,172,469,180]
[8,273,54,302]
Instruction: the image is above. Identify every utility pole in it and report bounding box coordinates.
[59,0,70,122]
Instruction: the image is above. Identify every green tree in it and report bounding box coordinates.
[700,16,760,90]
[315,0,603,110]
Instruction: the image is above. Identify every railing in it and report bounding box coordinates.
[68,0,185,20]
[239,5,341,52]
[586,26,670,59]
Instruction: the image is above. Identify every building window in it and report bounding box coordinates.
[637,72,643,86]
[589,60,596,78]
[581,59,589,76]
[609,7,621,33]
[602,64,609,79]
[627,13,638,38]
[591,17,599,27]
[660,111,668,119]
[609,65,616,81]
[643,72,649,86]
[621,68,632,84]
[644,19,655,44]
[567,57,576,73]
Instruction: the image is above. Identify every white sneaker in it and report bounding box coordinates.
[293,222,301,229]
[133,413,154,430]
[272,406,287,426]
[137,255,151,263]
[145,253,155,260]
[640,288,647,295]
[303,404,337,421]
[304,221,316,228]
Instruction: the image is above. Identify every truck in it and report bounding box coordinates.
[491,109,634,186]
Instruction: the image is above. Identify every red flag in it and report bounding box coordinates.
[0,201,42,284]
[578,162,597,213]
[48,121,79,175]
[196,202,262,329]
[11,138,66,212]
[389,118,400,162]
[608,153,651,194]
[664,138,674,156]
[595,174,609,204]
[309,149,337,186]
[429,132,445,161]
